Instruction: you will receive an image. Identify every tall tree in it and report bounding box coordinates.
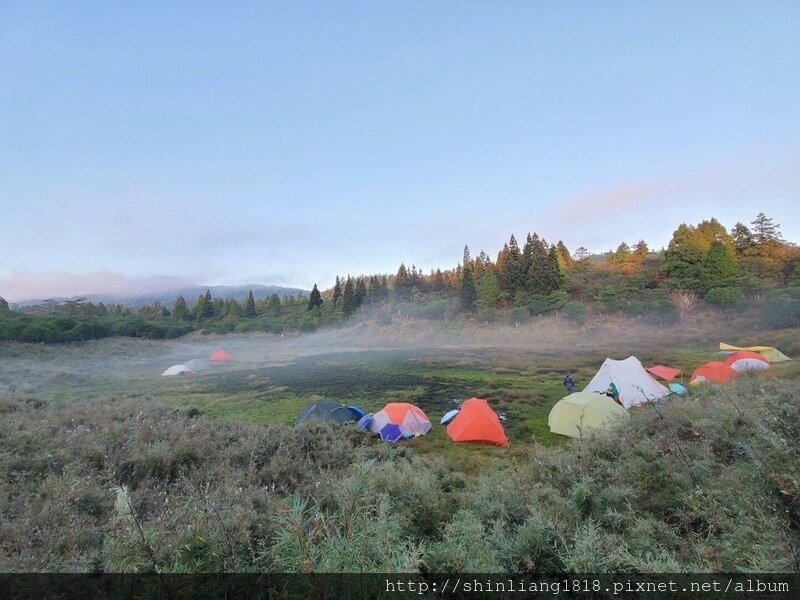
[731,222,754,256]
[524,235,552,294]
[573,246,591,262]
[172,295,189,321]
[342,277,356,316]
[555,241,573,269]
[700,241,741,292]
[751,212,782,244]
[332,276,342,309]
[267,293,282,316]
[203,289,214,318]
[661,223,705,290]
[243,290,257,317]
[307,284,323,310]
[476,269,504,308]
[498,235,524,296]
[460,245,477,311]
[354,277,367,308]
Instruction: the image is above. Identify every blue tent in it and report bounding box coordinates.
[669,383,687,395]
[379,423,403,443]
[356,413,374,432]
[345,405,365,419]
[440,409,460,425]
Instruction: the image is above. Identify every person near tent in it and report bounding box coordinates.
[563,371,575,394]
[605,382,621,406]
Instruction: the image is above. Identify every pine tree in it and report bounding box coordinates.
[751,212,782,244]
[342,277,356,316]
[610,242,633,271]
[307,284,323,310]
[244,290,257,317]
[332,276,342,309]
[460,245,477,311]
[394,263,410,297]
[731,223,754,256]
[573,246,591,262]
[499,234,525,296]
[203,289,214,318]
[701,241,741,292]
[0,297,9,313]
[524,235,551,294]
[555,241,573,269]
[632,240,649,264]
[172,295,189,321]
[354,278,367,308]
[661,224,705,290]
[476,269,504,308]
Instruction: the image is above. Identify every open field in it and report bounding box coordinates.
[2,311,798,457]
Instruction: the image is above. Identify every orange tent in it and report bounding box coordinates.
[724,351,770,372]
[209,350,231,361]
[690,361,739,384]
[645,365,682,381]
[446,398,508,447]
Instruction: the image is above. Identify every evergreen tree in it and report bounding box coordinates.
[524,235,553,294]
[96,301,109,317]
[555,241,573,269]
[244,290,257,317]
[307,284,323,310]
[212,297,224,316]
[332,276,342,309]
[0,296,9,313]
[632,240,649,264]
[342,277,356,316]
[573,246,591,262]
[695,218,735,254]
[394,263,411,297]
[476,269,504,308]
[609,242,634,272]
[661,224,705,290]
[172,295,190,321]
[460,245,477,311]
[354,278,367,308]
[499,234,524,295]
[203,289,214,318]
[731,222,755,256]
[267,293,282,316]
[701,241,741,292]
[751,212,782,244]
[223,298,243,318]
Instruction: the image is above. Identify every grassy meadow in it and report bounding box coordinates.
[1,310,799,572]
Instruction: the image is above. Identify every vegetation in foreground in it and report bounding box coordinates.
[1,376,797,573]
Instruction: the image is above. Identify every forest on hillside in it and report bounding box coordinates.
[1,212,799,343]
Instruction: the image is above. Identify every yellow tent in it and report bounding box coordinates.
[548,391,629,439]
[719,343,791,363]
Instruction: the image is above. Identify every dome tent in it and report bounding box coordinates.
[294,401,358,427]
[162,365,194,377]
[583,356,670,409]
[367,402,432,438]
[724,351,770,373]
[548,391,629,438]
[691,362,739,384]
[209,350,231,362]
[446,398,508,447]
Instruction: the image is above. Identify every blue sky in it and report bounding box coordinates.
[1,1,799,300]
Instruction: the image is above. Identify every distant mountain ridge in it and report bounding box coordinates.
[12,284,309,308]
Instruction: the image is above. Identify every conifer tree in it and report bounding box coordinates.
[731,223,754,256]
[0,296,9,313]
[555,241,573,269]
[244,290,257,317]
[701,241,741,292]
[460,245,477,310]
[342,276,356,316]
[354,278,367,307]
[307,284,323,310]
[499,234,524,295]
[476,269,504,308]
[267,293,282,316]
[203,289,214,318]
[751,212,782,244]
[332,276,342,309]
[524,235,551,294]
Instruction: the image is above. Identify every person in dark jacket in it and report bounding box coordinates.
[563,371,575,394]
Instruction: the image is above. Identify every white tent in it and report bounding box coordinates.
[583,356,669,409]
[162,364,194,377]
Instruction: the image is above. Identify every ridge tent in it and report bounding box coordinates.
[162,365,194,377]
[446,398,508,447]
[548,391,629,439]
[583,356,670,409]
[209,350,231,362]
[645,365,682,381]
[367,402,432,437]
[294,401,358,427]
[724,351,770,373]
[719,343,791,363]
[184,359,209,372]
[690,361,739,384]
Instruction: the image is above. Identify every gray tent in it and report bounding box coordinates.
[294,401,358,427]
[185,359,209,372]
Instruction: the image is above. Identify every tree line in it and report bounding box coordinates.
[2,212,798,343]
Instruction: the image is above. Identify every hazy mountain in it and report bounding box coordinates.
[12,284,309,308]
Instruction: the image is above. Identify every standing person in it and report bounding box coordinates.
[563,371,575,395]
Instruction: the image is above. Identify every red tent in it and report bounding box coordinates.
[724,351,770,373]
[691,361,739,384]
[645,365,682,381]
[446,398,508,447]
[209,350,231,362]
